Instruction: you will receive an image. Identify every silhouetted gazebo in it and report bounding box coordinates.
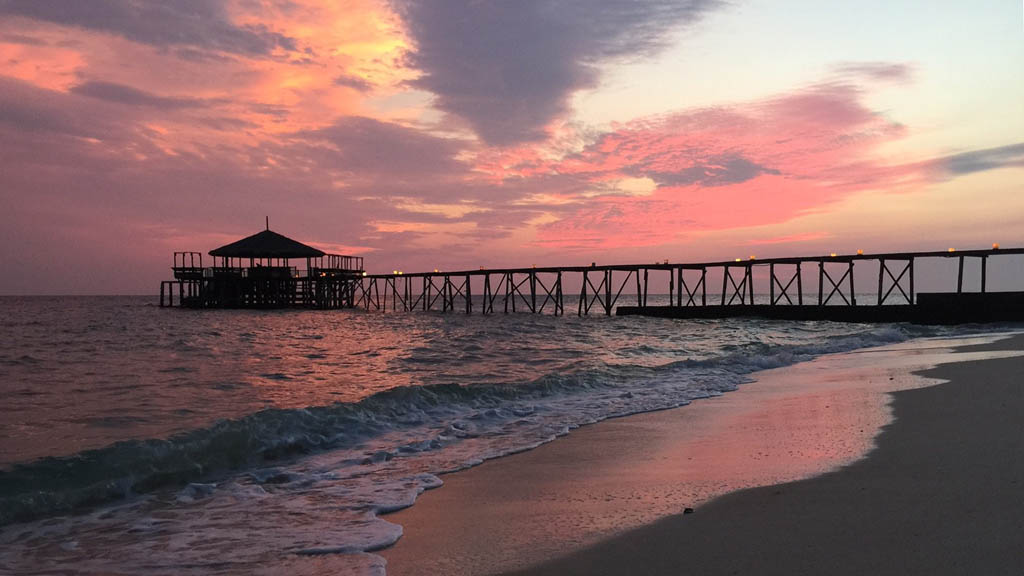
[161,222,363,309]
[209,228,325,268]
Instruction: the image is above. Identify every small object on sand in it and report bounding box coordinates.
[684,508,694,514]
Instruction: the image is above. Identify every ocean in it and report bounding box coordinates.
[0,296,973,574]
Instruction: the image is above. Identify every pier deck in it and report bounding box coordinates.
[350,247,1024,325]
[159,227,365,309]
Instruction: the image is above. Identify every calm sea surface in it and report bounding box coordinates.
[0,296,967,574]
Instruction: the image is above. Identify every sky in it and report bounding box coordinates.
[0,0,1022,294]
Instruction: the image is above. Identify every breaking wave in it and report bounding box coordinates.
[1,323,922,528]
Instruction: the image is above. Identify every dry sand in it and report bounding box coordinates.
[380,333,1024,576]
[506,333,1024,576]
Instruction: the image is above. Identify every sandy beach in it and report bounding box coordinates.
[381,332,1024,575]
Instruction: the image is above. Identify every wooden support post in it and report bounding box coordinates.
[909,258,915,305]
[423,277,430,311]
[530,271,537,313]
[511,274,517,313]
[982,256,988,293]
[668,269,674,308]
[643,269,649,307]
[848,261,856,306]
[579,270,587,316]
[449,275,455,312]
[676,268,683,307]
[797,262,803,305]
[556,271,563,315]
[747,265,754,304]
[605,269,612,316]
[160,282,165,307]
[770,263,775,306]
[721,267,728,305]
[483,274,492,314]
[636,269,643,307]
[466,274,472,314]
[877,259,885,306]
[957,255,964,293]
[701,268,707,306]
[818,261,824,306]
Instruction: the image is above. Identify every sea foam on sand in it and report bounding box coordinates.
[381,332,1024,576]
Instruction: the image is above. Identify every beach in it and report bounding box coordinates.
[381,332,1024,575]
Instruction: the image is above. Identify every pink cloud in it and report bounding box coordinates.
[530,83,923,249]
[744,232,832,246]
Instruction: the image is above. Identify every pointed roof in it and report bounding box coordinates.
[209,229,325,259]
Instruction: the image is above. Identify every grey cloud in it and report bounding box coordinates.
[392,0,722,146]
[202,116,259,131]
[942,142,1024,175]
[0,32,47,45]
[834,61,914,83]
[0,77,119,138]
[293,116,468,178]
[642,155,780,187]
[333,74,373,92]
[0,0,297,57]
[70,81,208,109]
[174,47,238,64]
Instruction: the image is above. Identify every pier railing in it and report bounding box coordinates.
[352,247,1024,319]
[160,252,364,309]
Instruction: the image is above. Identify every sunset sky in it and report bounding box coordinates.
[1,0,1022,294]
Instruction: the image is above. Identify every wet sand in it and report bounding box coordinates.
[381,333,1024,575]
[506,333,1024,575]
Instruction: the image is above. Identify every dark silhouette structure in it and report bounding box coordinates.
[349,246,1024,324]
[161,239,1024,323]
[159,225,363,308]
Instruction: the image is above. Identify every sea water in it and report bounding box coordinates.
[0,296,975,574]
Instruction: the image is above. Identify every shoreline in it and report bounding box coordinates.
[380,332,1024,575]
[504,332,1024,575]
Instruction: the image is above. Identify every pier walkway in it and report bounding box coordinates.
[353,247,1024,324]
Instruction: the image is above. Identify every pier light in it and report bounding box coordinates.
[993,243,1000,250]
[434,268,439,273]
[749,255,756,260]
[830,253,837,258]
[398,271,403,275]
[393,270,398,275]
[948,248,956,253]
[735,258,741,262]
[857,249,864,255]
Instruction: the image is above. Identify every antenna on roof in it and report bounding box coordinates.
[266,216,269,231]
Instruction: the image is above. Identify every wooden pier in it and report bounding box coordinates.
[349,246,1024,325]
[159,227,364,309]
